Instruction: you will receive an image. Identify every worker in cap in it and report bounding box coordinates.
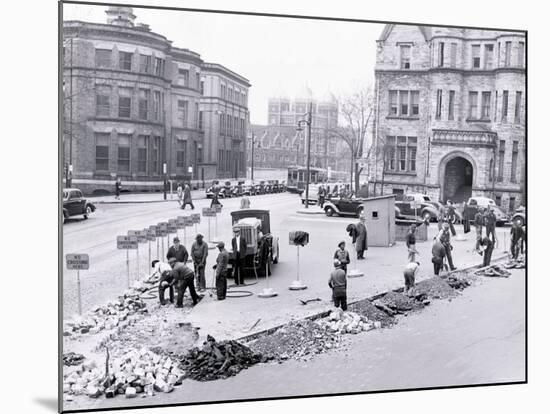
[191,233,208,292]
[153,259,174,305]
[213,241,229,300]
[437,221,457,271]
[329,258,347,311]
[354,214,368,260]
[232,227,247,285]
[333,241,350,274]
[166,236,188,264]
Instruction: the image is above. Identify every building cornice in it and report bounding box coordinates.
[202,63,251,87]
[375,67,525,75]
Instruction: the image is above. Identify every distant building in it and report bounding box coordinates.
[62,6,250,193]
[371,24,525,211]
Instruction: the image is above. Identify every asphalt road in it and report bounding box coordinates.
[64,267,525,411]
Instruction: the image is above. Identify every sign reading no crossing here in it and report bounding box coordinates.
[117,236,138,249]
[66,254,89,270]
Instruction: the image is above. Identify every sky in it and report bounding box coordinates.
[62,3,383,125]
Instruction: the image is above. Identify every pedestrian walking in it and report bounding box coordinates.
[329,259,347,311]
[318,184,326,208]
[437,222,457,271]
[406,224,418,262]
[168,258,200,307]
[231,227,247,285]
[446,200,457,236]
[210,180,223,208]
[484,207,497,245]
[431,237,446,276]
[240,196,250,209]
[476,235,494,267]
[191,234,208,292]
[354,215,368,260]
[510,221,525,260]
[115,177,122,200]
[474,207,484,239]
[333,241,351,274]
[213,242,229,300]
[166,237,188,264]
[181,182,194,210]
[403,261,420,296]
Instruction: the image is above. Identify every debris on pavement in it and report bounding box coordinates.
[474,264,511,278]
[348,299,395,327]
[317,310,376,335]
[373,291,424,316]
[180,335,267,381]
[63,352,86,366]
[415,276,458,299]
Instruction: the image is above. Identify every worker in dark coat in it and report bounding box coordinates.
[191,234,208,292]
[213,242,229,300]
[355,215,368,260]
[445,200,457,236]
[318,185,327,208]
[153,260,175,305]
[181,183,194,210]
[437,222,457,271]
[168,258,200,307]
[476,235,494,267]
[166,237,188,264]
[333,241,351,274]
[406,224,418,262]
[115,177,122,200]
[431,237,446,276]
[474,207,484,239]
[484,207,497,244]
[329,259,347,311]
[510,221,525,260]
[231,227,248,285]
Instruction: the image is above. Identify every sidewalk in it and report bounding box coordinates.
[185,225,512,343]
[89,190,206,204]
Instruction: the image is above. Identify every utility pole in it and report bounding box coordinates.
[251,132,255,181]
[297,103,313,208]
[68,37,73,189]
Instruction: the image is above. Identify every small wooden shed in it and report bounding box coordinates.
[362,195,396,247]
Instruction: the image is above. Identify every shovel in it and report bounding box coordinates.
[300,298,321,305]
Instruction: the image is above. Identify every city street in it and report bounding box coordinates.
[63,266,525,411]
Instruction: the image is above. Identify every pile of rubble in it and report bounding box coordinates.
[63,347,184,400]
[249,319,342,361]
[349,299,395,327]
[317,309,380,335]
[446,275,472,290]
[372,291,424,316]
[63,291,148,338]
[180,335,267,381]
[415,276,458,299]
[63,352,85,366]
[474,264,511,278]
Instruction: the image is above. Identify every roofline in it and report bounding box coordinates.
[202,62,251,87]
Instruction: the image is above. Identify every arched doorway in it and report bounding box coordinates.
[443,156,473,203]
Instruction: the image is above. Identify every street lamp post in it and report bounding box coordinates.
[251,132,255,181]
[297,102,313,209]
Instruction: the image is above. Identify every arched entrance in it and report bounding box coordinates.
[442,156,473,203]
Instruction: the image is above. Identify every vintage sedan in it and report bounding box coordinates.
[512,206,526,227]
[63,189,96,223]
[323,197,365,218]
[395,193,440,222]
[462,197,509,226]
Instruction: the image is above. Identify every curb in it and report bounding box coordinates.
[94,196,207,205]
[295,209,325,215]
[237,255,510,343]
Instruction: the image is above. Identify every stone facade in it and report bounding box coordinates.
[62,7,249,194]
[371,24,525,213]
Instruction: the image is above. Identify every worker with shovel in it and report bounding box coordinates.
[476,235,494,267]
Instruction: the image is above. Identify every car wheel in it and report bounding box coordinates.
[325,207,335,217]
[84,205,92,219]
[514,216,524,227]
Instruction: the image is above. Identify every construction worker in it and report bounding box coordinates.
[333,241,351,274]
[191,234,208,292]
[446,200,457,236]
[231,227,248,285]
[168,257,200,308]
[437,222,457,271]
[152,260,175,305]
[406,224,417,262]
[403,261,420,296]
[329,259,347,311]
[431,237,446,276]
[473,206,485,239]
[476,235,494,267]
[214,242,229,300]
[510,221,525,260]
[166,237,188,264]
[484,207,497,244]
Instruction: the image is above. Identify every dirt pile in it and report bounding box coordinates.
[249,319,342,361]
[373,291,424,316]
[180,335,266,381]
[317,309,379,335]
[415,277,458,299]
[348,299,395,327]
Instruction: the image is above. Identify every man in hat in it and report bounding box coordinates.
[152,259,175,305]
[181,182,194,210]
[403,261,420,296]
[445,200,457,236]
[437,221,457,271]
[510,221,525,260]
[333,241,351,274]
[474,206,485,239]
[168,257,200,307]
[329,259,347,311]
[191,234,208,292]
[166,237,188,264]
[355,214,368,260]
[476,235,494,267]
[406,223,418,262]
[231,227,248,285]
[484,206,497,244]
[431,237,446,276]
[214,242,229,300]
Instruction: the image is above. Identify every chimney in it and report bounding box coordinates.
[105,6,136,27]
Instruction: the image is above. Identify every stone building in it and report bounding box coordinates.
[370,24,525,212]
[62,6,249,193]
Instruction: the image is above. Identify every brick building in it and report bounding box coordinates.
[370,24,525,212]
[62,6,250,193]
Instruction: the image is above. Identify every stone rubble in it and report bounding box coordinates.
[317,309,376,335]
[63,352,86,366]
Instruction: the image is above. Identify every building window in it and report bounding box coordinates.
[218,150,224,171]
[117,134,131,172]
[137,135,148,173]
[138,89,149,120]
[226,150,231,171]
[150,136,160,175]
[177,100,188,127]
[481,91,491,119]
[200,80,204,95]
[494,91,499,120]
[199,111,203,130]
[384,136,416,173]
[220,84,226,100]
[468,91,478,119]
[497,42,501,67]
[484,44,494,69]
[472,45,481,68]
[497,140,505,182]
[511,141,519,183]
[504,41,512,66]
[178,68,189,86]
[514,91,522,123]
[450,43,457,68]
[95,49,111,68]
[118,87,132,118]
[389,91,398,115]
[435,89,442,120]
[495,195,501,206]
[95,87,110,117]
[139,54,151,73]
[448,90,455,120]
[509,197,516,213]
[119,51,132,71]
[411,91,419,116]
[197,146,203,163]
[400,45,411,69]
[176,140,186,169]
[502,90,509,122]
[408,138,417,172]
[437,42,445,67]
[154,57,164,77]
[153,91,161,121]
[518,42,525,67]
[95,133,110,171]
[399,90,409,116]
[489,159,494,181]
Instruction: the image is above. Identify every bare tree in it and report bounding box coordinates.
[330,86,374,194]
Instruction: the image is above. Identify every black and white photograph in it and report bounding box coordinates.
[57,1,529,412]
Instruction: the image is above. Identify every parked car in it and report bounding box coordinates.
[512,205,526,227]
[63,189,96,223]
[323,198,365,218]
[462,197,509,226]
[395,193,440,222]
